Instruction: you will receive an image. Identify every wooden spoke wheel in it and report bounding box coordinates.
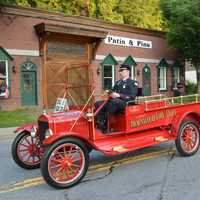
[41,138,89,189]
[176,120,200,156]
[12,131,42,169]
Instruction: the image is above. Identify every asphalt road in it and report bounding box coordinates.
[1,134,200,200]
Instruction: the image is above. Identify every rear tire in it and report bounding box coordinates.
[12,131,41,169]
[41,137,89,189]
[175,120,200,156]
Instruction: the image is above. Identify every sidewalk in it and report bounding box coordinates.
[0,127,17,139]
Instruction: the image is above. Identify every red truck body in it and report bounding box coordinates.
[12,63,200,189]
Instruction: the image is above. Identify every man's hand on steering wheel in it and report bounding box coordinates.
[110,92,120,98]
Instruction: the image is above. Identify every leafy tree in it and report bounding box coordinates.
[0,0,16,5]
[0,0,166,30]
[160,0,200,93]
[118,0,166,30]
[88,0,123,23]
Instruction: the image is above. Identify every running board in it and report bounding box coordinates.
[93,129,175,156]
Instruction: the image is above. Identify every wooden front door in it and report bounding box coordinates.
[43,39,92,108]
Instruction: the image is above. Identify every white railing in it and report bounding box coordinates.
[137,94,165,102]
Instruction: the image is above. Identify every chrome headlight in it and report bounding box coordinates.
[45,128,53,139]
[30,126,37,138]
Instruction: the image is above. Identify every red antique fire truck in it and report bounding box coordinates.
[11,64,200,189]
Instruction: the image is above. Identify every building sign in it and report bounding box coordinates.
[105,35,152,49]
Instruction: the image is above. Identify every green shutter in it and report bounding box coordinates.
[173,60,182,68]
[0,47,13,61]
[123,55,137,78]
[157,58,169,68]
[101,53,118,65]
[123,55,137,66]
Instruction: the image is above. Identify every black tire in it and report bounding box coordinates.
[11,131,41,169]
[175,120,200,157]
[41,137,89,189]
[87,145,93,154]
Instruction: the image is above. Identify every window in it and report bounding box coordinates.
[159,67,167,90]
[103,65,115,90]
[48,41,85,56]
[173,67,180,89]
[157,58,168,91]
[0,60,8,97]
[101,54,118,90]
[123,55,137,80]
[172,60,181,89]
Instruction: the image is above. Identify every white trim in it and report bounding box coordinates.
[112,65,115,86]
[5,60,8,87]
[131,65,135,80]
[95,55,173,64]
[6,49,39,56]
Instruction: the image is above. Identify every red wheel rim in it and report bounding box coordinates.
[180,123,199,153]
[17,134,41,166]
[48,143,85,184]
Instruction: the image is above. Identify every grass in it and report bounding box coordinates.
[0,108,42,128]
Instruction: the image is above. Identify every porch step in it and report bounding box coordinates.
[93,129,175,156]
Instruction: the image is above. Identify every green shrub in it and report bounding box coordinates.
[185,81,197,95]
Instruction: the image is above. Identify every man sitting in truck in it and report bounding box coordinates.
[95,64,138,132]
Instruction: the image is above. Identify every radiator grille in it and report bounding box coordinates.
[38,121,49,142]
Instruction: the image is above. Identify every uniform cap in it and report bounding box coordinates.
[119,64,131,71]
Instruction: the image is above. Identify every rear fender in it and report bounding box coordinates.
[14,124,36,134]
[171,112,200,135]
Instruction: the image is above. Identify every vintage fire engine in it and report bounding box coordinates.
[11,64,200,189]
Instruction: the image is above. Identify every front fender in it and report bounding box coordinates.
[43,131,89,146]
[14,124,36,134]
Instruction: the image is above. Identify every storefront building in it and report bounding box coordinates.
[0,5,184,110]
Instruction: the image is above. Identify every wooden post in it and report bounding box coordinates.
[41,37,48,109]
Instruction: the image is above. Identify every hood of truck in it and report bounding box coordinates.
[38,110,85,123]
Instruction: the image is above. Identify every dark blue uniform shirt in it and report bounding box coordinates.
[112,78,138,101]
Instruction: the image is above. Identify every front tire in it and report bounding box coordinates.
[41,138,89,189]
[175,120,200,156]
[11,131,41,169]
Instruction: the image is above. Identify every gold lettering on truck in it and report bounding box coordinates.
[130,110,176,128]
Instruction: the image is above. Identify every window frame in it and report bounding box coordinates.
[102,64,115,90]
[173,67,180,90]
[159,67,167,91]
[0,59,9,97]
[130,65,136,80]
